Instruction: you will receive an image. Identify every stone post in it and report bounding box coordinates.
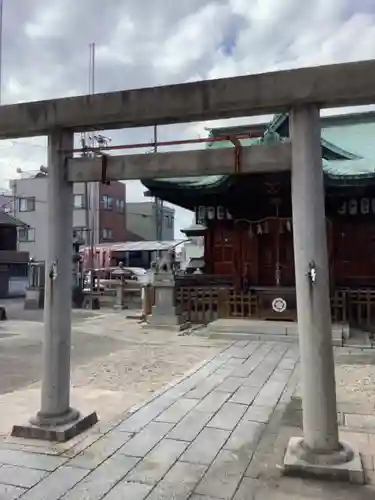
[284,106,363,482]
[114,278,125,309]
[12,130,97,442]
[146,252,189,331]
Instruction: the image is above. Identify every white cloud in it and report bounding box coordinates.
[1,0,375,235]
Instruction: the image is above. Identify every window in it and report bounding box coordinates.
[18,227,35,242]
[73,194,85,209]
[19,197,35,212]
[101,228,113,241]
[166,215,174,229]
[102,195,113,210]
[116,199,125,214]
[73,227,86,242]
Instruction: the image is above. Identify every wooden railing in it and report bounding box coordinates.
[343,289,375,329]
[144,283,375,330]
[176,287,260,324]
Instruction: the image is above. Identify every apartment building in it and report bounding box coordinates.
[10,173,126,261]
[126,201,175,241]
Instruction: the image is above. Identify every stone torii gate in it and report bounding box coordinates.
[4,59,375,480]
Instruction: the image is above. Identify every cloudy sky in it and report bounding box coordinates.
[1,0,375,235]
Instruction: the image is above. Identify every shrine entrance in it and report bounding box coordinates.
[257,231,295,287]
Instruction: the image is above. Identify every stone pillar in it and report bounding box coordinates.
[284,106,363,482]
[12,130,97,442]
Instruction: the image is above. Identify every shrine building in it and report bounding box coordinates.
[142,111,375,329]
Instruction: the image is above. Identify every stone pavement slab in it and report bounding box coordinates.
[20,465,89,500]
[194,449,252,499]
[0,464,48,488]
[167,409,214,441]
[103,481,152,500]
[117,421,173,458]
[181,427,231,465]
[206,402,247,431]
[0,449,67,471]
[154,397,198,423]
[60,455,140,500]
[68,431,133,469]
[0,483,26,500]
[125,438,188,485]
[145,461,207,500]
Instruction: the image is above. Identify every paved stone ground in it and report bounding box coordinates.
[0,306,227,435]
[0,339,373,499]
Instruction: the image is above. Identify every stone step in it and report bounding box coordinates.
[195,318,349,347]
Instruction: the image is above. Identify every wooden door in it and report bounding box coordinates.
[257,231,295,287]
[240,231,259,284]
[258,234,276,286]
[279,232,295,286]
[333,220,375,287]
[212,225,236,276]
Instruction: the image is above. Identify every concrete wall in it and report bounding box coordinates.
[126,201,175,241]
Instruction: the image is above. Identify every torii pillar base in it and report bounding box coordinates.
[284,437,364,484]
[11,408,98,443]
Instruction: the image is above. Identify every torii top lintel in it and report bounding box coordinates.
[1,59,375,140]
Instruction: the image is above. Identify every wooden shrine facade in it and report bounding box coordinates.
[198,197,375,290]
[177,186,375,326]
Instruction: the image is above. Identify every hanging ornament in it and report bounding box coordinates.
[207,207,215,220]
[337,201,347,215]
[217,206,225,220]
[226,210,233,220]
[197,206,206,223]
[286,220,292,232]
[348,199,358,215]
[361,198,370,215]
[257,223,263,235]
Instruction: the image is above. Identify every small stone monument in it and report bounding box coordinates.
[147,249,189,331]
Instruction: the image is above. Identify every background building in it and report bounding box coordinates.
[126,201,175,241]
[10,172,126,262]
[0,193,29,297]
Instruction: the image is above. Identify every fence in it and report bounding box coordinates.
[144,284,375,329]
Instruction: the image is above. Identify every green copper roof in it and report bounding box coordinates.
[142,114,375,194]
[323,159,375,179]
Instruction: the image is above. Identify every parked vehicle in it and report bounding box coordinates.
[83,266,149,291]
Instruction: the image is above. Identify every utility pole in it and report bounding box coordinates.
[88,42,96,268]
[154,125,164,241]
[81,42,96,306]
